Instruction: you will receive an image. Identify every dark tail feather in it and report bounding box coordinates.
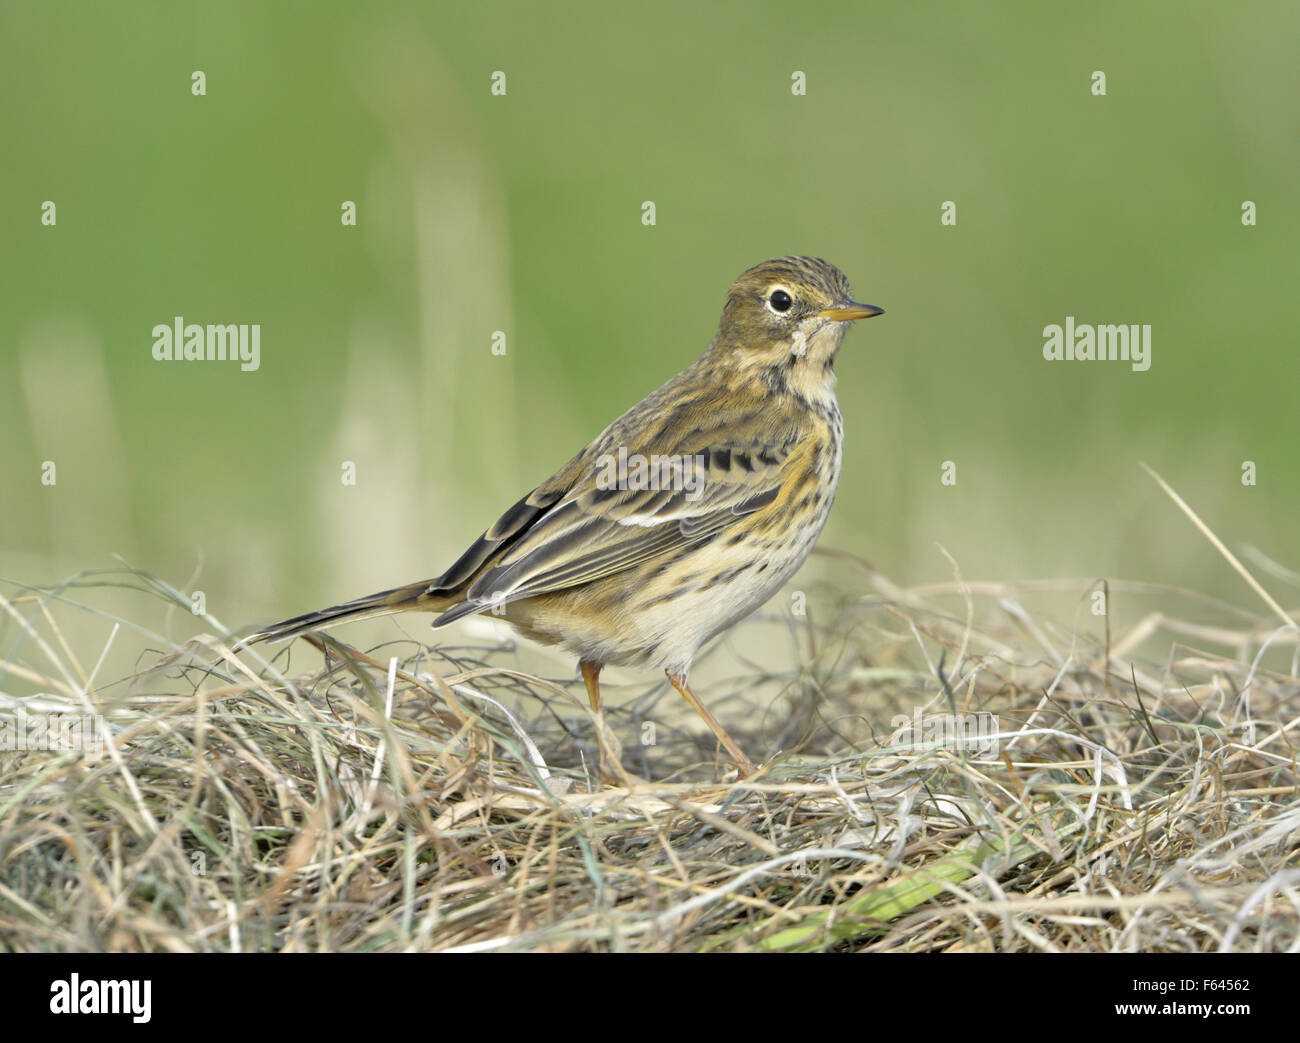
[243,580,452,645]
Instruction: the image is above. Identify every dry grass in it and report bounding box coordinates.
[2,534,1298,952]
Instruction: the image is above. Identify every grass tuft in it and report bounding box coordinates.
[2,543,1298,951]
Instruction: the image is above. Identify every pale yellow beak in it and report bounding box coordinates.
[815,300,885,322]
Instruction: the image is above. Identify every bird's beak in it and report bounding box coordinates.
[815,300,885,322]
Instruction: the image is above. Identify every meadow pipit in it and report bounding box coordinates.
[249,256,883,776]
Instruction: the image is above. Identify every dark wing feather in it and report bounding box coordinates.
[426,486,566,593]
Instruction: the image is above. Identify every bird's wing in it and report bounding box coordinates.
[426,482,572,595]
[431,397,803,623]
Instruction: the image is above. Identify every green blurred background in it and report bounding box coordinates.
[2,1,1296,652]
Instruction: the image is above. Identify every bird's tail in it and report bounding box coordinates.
[242,579,455,645]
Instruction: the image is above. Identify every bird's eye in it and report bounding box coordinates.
[768,289,793,313]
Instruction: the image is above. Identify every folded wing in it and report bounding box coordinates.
[431,402,800,626]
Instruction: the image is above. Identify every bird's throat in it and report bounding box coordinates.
[762,356,839,417]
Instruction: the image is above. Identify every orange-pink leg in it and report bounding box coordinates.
[666,671,757,777]
[580,660,602,711]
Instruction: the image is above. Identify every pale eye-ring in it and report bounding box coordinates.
[767,288,794,314]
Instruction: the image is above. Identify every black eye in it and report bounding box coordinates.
[768,289,793,313]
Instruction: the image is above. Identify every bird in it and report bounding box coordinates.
[246,256,883,776]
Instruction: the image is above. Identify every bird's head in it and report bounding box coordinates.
[708,256,883,403]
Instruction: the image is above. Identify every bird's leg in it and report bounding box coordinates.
[580,660,602,710]
[580,659,630,785]
[666,671,757,778]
